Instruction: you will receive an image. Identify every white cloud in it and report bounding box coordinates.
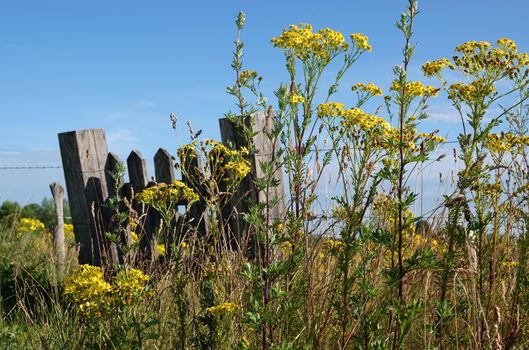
[106,128,143,155]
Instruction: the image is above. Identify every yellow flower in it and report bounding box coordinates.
[289,93,305,104]
[17,218,45,233]
[157,244,166,255]
[323,239,344,250]
[317,102,345,118]
[136,180,199,208]
[224,159,251,179]
[238,70,258,84]
[272,23,348,62]
[113,268,150,305]
[391,81,439,98]
[64,265,113,318]
[351,82,383,96]
[64,266,150,317]
[422,58,454,76]
[64,223,75,242]
[350,33,372,51]
[455,41,492,54]
[448,79,496,102]
[206,302,239,316]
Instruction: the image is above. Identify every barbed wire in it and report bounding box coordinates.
[0,166,63,170]
[0,140,463,170]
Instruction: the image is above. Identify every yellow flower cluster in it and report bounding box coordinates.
[272,23,349,62]
[480,182,503,196]
[501,261,519,268]
[113,268,150,305]
[317,102,401,147]
[448,79,496,102]
[64,265,149,318]
[224,160,251,179]
[17,218,45,233]
[417,132,447,144]
[64,223,75,242]
[136,180,199,207]
[497,38,517,52]
[207,141,251,180]
[484,132,529,153]
[206,302,239,316]
[238,70,258,84]
[449,38,529,79]
[316,102,346,118]
[279,240,293,256]
[323,239,344,250]
[350,33,372,52]
[340,107,392,132]
[289,93,305,104]
[63,265,113,318]
[422,58,454,76]
[351,82,383,96]
[455,41,492,54]
[391,81,439,97]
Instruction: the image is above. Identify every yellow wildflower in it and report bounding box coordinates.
[64,265,113,318]
[136,180,199,208]
[238,70,258,84]
[64,223,75,242]
[391,81,438,98]
[224,159,251,179]
[317,102,345,118]
[112,268,150,305]
[350,33,372,51]
[351,82,383,96]
[422,58,454,76]
[206,302,239,316]
[17,218,45,233]
[289,93,305,104]
[272,23,348,62]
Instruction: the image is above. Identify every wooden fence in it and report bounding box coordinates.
[58,111,285,266]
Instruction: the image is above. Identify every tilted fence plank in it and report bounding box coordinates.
[219,110,286,256]
[58,129,110,265]
[127,150,157,263]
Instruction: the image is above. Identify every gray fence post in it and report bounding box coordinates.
[49,182,65,273]
[58,129,109,266]
[219,110,285,255]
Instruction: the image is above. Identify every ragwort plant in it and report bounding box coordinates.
[424,33,529,348]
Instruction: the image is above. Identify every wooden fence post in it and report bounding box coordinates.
[49,182,65,273]
[127,150,157,263]
[219,110,286,255]
[58,129,110,265]
[154,148,180,258]
[180,149,209,238]
[104,152,129,264]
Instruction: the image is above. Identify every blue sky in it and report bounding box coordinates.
[1,0,528,204]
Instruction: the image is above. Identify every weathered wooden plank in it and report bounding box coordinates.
[154,148,175,184]
[127,150,157,264]
[127,150,148,194]
[49,182,65,274]
[58,128,110,265]
[99,152,128,264]
[180,150,209,237]
[105,152,122,198]
[219,110,286,256]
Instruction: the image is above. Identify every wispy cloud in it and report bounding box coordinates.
[107,128,143,155]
